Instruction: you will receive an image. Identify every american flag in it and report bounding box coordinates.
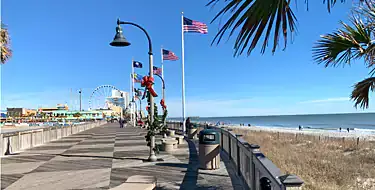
[183,17,208,34]
[162,49,179,61]
[153,66,162,76]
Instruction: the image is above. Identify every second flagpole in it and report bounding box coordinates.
[181,12,186,134]
[161,46,165,102]
[132,58,136,127]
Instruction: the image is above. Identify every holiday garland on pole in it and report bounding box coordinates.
[142,88,168,154]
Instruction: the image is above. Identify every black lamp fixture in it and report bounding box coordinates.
[110,21,131,47]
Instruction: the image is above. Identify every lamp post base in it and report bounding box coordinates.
[148,153,157,162]
[148,136,157,162]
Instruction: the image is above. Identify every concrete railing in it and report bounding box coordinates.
[0,121,107,156]
[167,121,304,190]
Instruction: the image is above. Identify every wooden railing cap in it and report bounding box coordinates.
[279,174,304,186]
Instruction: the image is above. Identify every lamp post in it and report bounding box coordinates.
[110,18,157,162]
[135,88,144,118]
[154,74,165,103]
[79,89,82,112]
[132,98,137,122]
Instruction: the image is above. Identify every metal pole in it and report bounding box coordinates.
[131,58,136,127]
[155,74,165,105]
[181,13,186,134]
[130,73,132,122]
[116,20,156,162]
[161,46,165,102]
[139,97,142,118]
[79,89,82,112]
[148,52,157,162]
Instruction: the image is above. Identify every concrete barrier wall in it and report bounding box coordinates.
[167,121,304,190]
[1,121,106,156]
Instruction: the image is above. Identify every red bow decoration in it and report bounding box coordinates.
[141,76,158,97]
[146,106,150,111]
[160,99,167,110]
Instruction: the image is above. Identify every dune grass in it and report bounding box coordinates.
[232,128,375,190]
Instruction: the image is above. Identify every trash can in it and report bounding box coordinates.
[198,129,220,170]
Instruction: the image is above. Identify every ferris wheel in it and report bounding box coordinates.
[89,85,123,110]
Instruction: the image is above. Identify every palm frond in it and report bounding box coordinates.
[351,77,375,109]
[1,23,12,64]
[207,0,349,56]
[355,0,375,29]
[312,18,371,67]
[207,0,297,56]
[369,65,375,76]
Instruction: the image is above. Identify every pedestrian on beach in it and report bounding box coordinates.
[347,128,350,133]
[339,127,342,132]
[299,125,302,131]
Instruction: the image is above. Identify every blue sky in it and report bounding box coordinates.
[1,0,375,117]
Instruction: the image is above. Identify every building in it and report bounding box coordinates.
[6,108,37,117]
[121,91,129,107]
[25,109,37,116]
[51,110,104,121]
[95,108,120,119]
[38,104,69,116]
[6,108,25,117]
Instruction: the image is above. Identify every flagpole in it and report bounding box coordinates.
[129,73,132,118]
[181,12,186,134]
[132,58,136,127]
[161,46,164,79]
[161,46,165,102]
[129,72,132,120]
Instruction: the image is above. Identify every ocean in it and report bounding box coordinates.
[169,113,375,131]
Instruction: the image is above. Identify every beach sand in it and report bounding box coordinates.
[216,125,375,141]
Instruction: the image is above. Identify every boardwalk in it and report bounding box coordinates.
[1,123,243,190]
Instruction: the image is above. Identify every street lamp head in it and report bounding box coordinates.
[110,25,131,47]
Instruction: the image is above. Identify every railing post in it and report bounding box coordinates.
[18,132,21,150]
[280,174,304,190]
[41,129,44,143]
[30,131,33,148]
[228,134,232,160]
[249,144,260,190]
[0,133,3,155]
[236,134,243,176]
[221,129,224,151]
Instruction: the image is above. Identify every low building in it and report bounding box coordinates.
[25,109,37,116]
[7,108,26,117]
[38,104,69,116]
[51,110,104,121]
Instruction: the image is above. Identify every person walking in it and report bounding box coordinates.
[186,117,191,128]
[119,117,124,128]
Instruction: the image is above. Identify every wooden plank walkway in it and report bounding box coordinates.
[0,123,244,190]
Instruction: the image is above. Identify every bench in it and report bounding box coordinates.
[109,175,157,190]
[161,139,178,152]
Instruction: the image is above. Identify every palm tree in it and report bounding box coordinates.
[313,1,375,109]
[207,0,351,56]
[209,0,373,109]
[1,23,12,64]
[73,112,82,118]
